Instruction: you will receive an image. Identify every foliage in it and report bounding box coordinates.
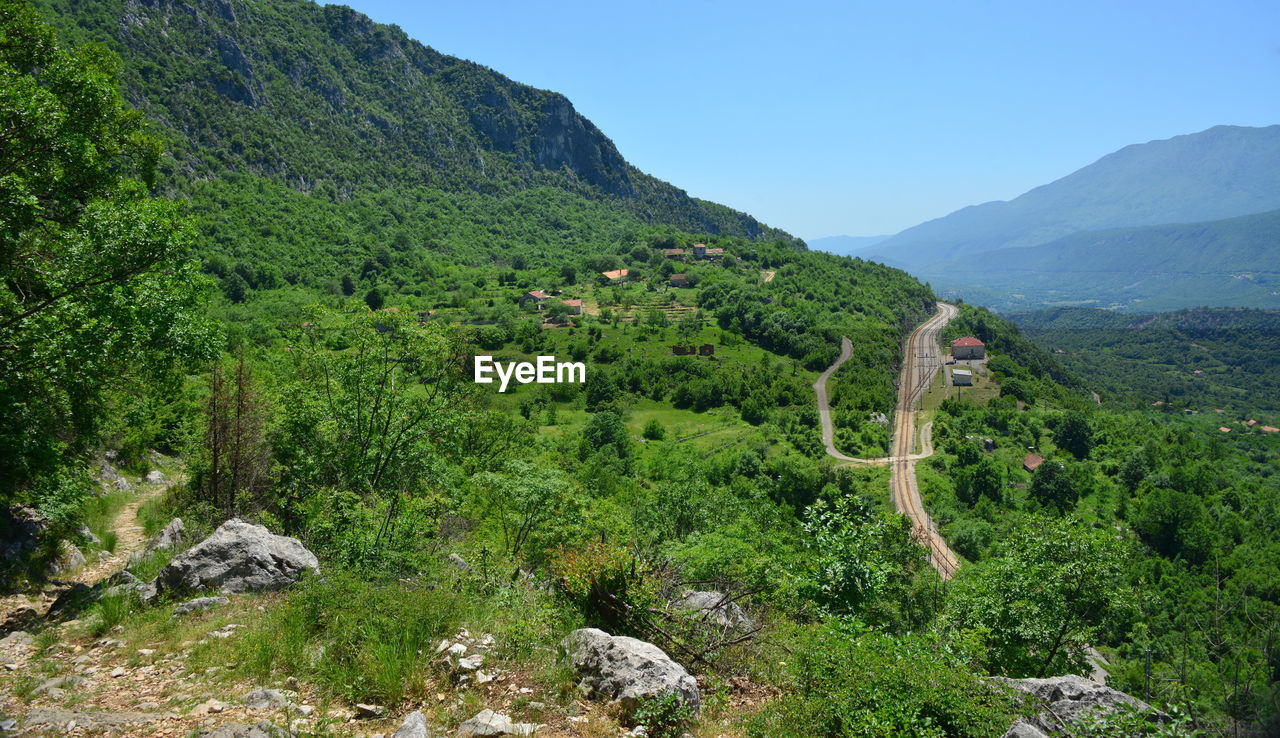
[748,625,1027,738]
[0,1,214,510]
[944,516,1133,678]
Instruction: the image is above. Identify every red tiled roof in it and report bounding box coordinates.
[1023,452,1045,471]
[601,269,629,280]
[1219,427,1232,433]
[561,299,582,307]
[704,247,725,255]
[951,336,985,347]
[661,248,687,255]
[1261,426,1279,433]
[670,273,687,280]
[1246,419,1258,426]
[526,290,549,300]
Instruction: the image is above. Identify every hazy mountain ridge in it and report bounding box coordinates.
[868,124,1280,266]
[922,208,1280,311]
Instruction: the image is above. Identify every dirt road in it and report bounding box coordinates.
[813,302,962,579]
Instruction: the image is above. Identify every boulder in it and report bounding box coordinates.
[393,710,433,738]
[455,709,540,737]
[447,553,471,571]
[243,688,290,710]
[173,596,230,617]
[24,708,163,732]
[560,628,699,718]
[128,518,186,565]
[993,674,1167,736]
[146,470,166,484]
[146,520,318,602]
[672,591,753,629]
[48,540,86,575]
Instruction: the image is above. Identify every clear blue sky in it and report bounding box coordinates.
[329,0,1280,241]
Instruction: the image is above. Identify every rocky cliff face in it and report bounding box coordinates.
[38,0,788,240]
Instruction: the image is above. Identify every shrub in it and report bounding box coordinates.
[642,419,666,441]
[551,542,662,638]
[749,626,1027,737]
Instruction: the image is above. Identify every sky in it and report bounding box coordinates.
[330,0,1280,241]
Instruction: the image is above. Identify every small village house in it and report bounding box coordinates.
[601,268,629,281]
[1023,452,1045,472]
[519,290,550,309]
[951,336,985,360]
[669,273,690,288]
[661,248,688,259]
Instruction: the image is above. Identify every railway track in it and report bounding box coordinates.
[814,302,962,579]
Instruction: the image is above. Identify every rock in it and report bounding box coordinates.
[146,470,166,484]
[356,703,386,719]
[24,708,162,731]
[671,590,753,629]
[112,477,133,492]
[174,596,231,617]
[993,674,1168,735]
[129,518,187,566]
[192,698,227,716]
[110,666,126,678]
[197,721,292,738]
[0,506,48,565]
[146,520,319,602]
[447,553,471,571]
[1003,719,1051,738]
[104,569,152,599]
[560,628,700,718]
[0,630,34,655]
[393,710,433,738]
[34,675,88,696]
[455,709,541,738]
[78,524,102,546]
[48,540,86,574]
[243,688,290,710]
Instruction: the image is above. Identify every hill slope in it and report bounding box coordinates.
[1009,306,1280,412]
[921,209,1280,311]
[35,0,794,243]
[868,124,1280,266]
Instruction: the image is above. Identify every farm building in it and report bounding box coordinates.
[520,290,550,308]
[951,368,973,386]
[669,273,690,288]
[561,299,583,316]
[951,336,985,360]
[601,269,629,281]
[1023,452,1045,472]
[661,248,688,259]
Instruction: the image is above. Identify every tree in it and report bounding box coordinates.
[1053,411,1093,459]
[956,455,1005,505]
[944,516,1132,677]
[580,411,631,462]
[340,273,356,296]
[201,353,271,518]
[469,461,572,562]
[364,287,385,311]
[642,419,666,441]
[1029,460,1078,513]
[0,4,213,504]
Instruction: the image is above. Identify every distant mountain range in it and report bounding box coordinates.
[852,125,1280,311]
[805,234,891,258]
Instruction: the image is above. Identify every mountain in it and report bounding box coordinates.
[806,234,891,257]
[34,0,795,244]
[867,124,1280,267]
[921,209,1280,312]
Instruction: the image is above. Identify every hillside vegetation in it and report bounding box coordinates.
[1,3,1277,737]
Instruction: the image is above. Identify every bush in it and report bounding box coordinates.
[748,626,1027,737]
[642,419,666,441]
[551,542,662,638]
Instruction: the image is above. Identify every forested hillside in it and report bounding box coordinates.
[34,0,795,242]
[1010,307,1280,414]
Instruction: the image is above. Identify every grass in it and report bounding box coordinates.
[81,488,134,551]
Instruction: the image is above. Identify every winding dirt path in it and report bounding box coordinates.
[814,303,962,578]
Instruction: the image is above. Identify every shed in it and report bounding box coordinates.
[601,269,629,281]
[1023,452,1045,472]
[669,273,690,288]
[951,368,973,386]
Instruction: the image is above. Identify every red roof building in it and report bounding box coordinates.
[951,336,986,360]
[1023,452,1045,472]
[601,269,629,281]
